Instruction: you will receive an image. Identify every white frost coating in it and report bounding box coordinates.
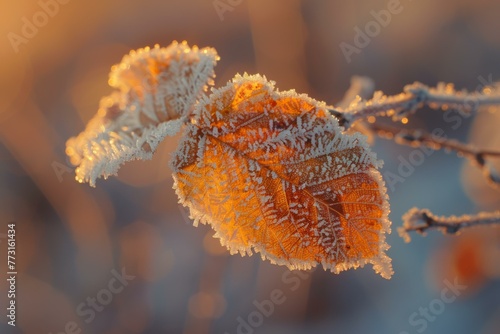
[338,81,500,126]
[399,207,500,242]
[172,73,393,279]
[66,41,219,186]
[68,113,184,187]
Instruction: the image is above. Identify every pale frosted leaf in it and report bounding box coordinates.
[172,74,393,278]
[66,42,218,186]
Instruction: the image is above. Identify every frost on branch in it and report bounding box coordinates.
[399,208,500,242]
[336,82,500,128]
[66,41,218,186]
[171,74,393,279]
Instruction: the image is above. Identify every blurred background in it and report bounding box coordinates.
[0,0,499,333]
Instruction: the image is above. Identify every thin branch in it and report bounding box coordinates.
[336,76,375,109]
[330,82,500,128]
[367,122,500,187]
[399,208,500,242]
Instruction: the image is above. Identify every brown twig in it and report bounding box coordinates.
[366,122,500,188]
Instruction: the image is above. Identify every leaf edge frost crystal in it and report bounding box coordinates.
[171,74,393,279]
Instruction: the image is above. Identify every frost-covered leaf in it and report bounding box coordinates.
[66,41,218,186]
[171,74,393,278]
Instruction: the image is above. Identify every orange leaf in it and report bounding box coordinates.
[172,74,393,278]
